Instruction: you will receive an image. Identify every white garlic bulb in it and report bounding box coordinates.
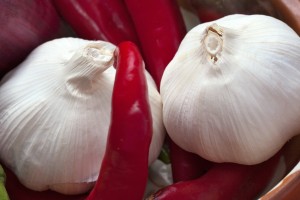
[160,14,300,165]
[0,38,165,194]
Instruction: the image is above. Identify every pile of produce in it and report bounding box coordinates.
[0,0,300,199]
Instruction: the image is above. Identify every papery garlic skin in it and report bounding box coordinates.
[160,14,300,165]
[0,38,165,194]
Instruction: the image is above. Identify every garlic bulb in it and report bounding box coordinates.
[160,14,300,165]
[0,38,165,194]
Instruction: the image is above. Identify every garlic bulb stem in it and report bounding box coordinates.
[65,42,115,98]
[204,24,223,63]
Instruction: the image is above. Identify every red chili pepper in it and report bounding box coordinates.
[86,41,152,200]
[196,7,224,23]
[169,141,212,182]
[124,0,186,87]
[147,151,282,200]
[53,0,140,45]
[124,0,211,183]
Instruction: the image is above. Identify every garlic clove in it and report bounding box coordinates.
[0,37,165,194]
[146,72,166,164]
[160,14,300,165]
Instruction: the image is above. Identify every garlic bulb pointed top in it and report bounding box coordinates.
[160,14,300,165]
[0,37,165,194]
[203,23,223,63]
[64,42,115,98]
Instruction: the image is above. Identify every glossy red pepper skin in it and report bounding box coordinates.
[86,41,152,200]
[53,0,140,45]
[124,0,186,87]
[169,141,212,182]
[125,0,212,183]
[148,152,281,200]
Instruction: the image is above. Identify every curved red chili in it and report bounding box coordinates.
[53,0,140,45]
[147,151,281,200]
[124,0,186,87]
[124,0,211,183]
[86,41,152,200]
[169,141,212,182]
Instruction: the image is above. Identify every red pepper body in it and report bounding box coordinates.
[148,152,281,200]
[86,41,152,200]
[169,140,212,182]
[53,0,140,46]
[125,0,212,183]
[195,7,224,23]
[124,0,186,87]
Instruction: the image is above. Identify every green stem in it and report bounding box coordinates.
[158,144,171,164]
[0,165,9,200]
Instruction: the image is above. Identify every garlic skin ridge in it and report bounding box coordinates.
[160,14,300,165]
[0,37,165,194]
